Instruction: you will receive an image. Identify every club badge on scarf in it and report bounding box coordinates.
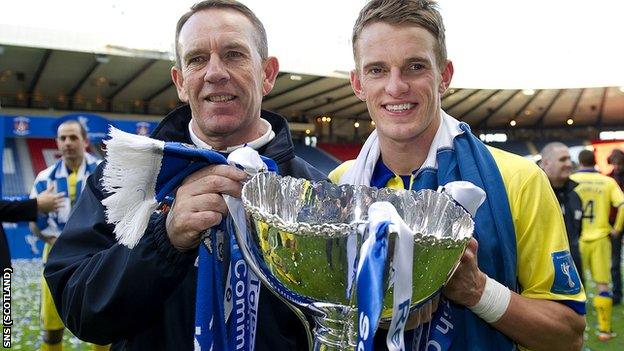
[101,127,276,351]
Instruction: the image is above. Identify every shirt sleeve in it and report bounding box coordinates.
[328,160,355,184]
[609,179,624,231]
[505,162,586,308]
[0,199,38,222]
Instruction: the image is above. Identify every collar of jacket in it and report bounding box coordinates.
[564,178,579,192]
[150,104,296,165]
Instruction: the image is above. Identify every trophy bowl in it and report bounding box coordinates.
[237,172,474,350]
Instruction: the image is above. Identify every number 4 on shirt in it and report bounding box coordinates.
[582,200,594,223]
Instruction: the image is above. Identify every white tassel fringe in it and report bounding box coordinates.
[102,127,165,248]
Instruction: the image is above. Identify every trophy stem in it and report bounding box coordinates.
[311,305,357,351]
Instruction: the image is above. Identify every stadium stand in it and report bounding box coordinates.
[293,142,340,176]
[317,142,363,162]
[533,139,587,152]
[2,138,28,196]
[485,140,532,157]
[26,138,59,175]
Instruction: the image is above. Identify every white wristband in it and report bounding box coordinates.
[468,276,511,323]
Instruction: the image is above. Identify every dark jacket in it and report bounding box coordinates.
[608,169,624,225]
[552,179,583,274]
[1,198,38,269]
[44,105,325,350]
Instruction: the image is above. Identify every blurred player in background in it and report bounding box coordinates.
[570,149,624,341]
[29,119,104,351]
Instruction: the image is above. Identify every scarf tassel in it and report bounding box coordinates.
[101,127,165,248]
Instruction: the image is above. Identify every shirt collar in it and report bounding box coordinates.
[188,118,275,152]
[372,110,464,186]
[55,156,87,179]
[576,168,598,173]
[371,158,395,189]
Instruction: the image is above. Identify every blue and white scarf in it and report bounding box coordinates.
[101,128,276,351]
[339,110,517,351]
[30,153,99,237]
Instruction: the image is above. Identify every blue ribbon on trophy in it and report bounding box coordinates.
[100,127,275,351]
[356,219,390,351]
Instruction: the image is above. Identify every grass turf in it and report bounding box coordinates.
[583,278,624,351]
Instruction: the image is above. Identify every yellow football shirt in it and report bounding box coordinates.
[570,171,624,242]
[67,168,79,205]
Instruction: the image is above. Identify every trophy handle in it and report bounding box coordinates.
[231,216,314,350]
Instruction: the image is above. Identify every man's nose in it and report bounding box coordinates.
[384,67,409,97]
[204,57,230,84]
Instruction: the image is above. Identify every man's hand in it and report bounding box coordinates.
[443,238,487,307]
[378,295,439,331]
[609,228,621,239]
[165,164,248,253]
[45,236,57,246]
[406,295,439,329]
[36,184,64,213]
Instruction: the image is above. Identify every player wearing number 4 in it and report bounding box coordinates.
[570,150,624,341]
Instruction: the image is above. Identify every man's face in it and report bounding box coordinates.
[56,123,87,164]
[171,9,278,146]
[542,146,573,184]
[351,22,453,145]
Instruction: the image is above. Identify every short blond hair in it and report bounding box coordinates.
[352,0,447,69]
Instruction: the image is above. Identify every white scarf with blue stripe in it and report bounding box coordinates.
[339,110,514,351]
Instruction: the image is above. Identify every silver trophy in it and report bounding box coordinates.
[236,172,474,350]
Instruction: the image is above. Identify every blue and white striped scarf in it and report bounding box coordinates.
[30,153,99,237]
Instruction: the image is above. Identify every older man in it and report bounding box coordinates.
[44,1,324,350]
[540,142,583,281]
[330,1,585,350]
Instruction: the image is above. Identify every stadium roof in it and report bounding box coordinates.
[0,0,622,133]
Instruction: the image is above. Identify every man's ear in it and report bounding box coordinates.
[438,60,454,94]
[350,70,366,101]
[171,66,188,102]
[262,56,280,96]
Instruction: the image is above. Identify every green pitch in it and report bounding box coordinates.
[584,278,624,351]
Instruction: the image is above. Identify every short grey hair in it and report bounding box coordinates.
[540,142,567,161]
[174,0,268,67]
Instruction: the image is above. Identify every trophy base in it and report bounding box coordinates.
[310,304,357,351]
